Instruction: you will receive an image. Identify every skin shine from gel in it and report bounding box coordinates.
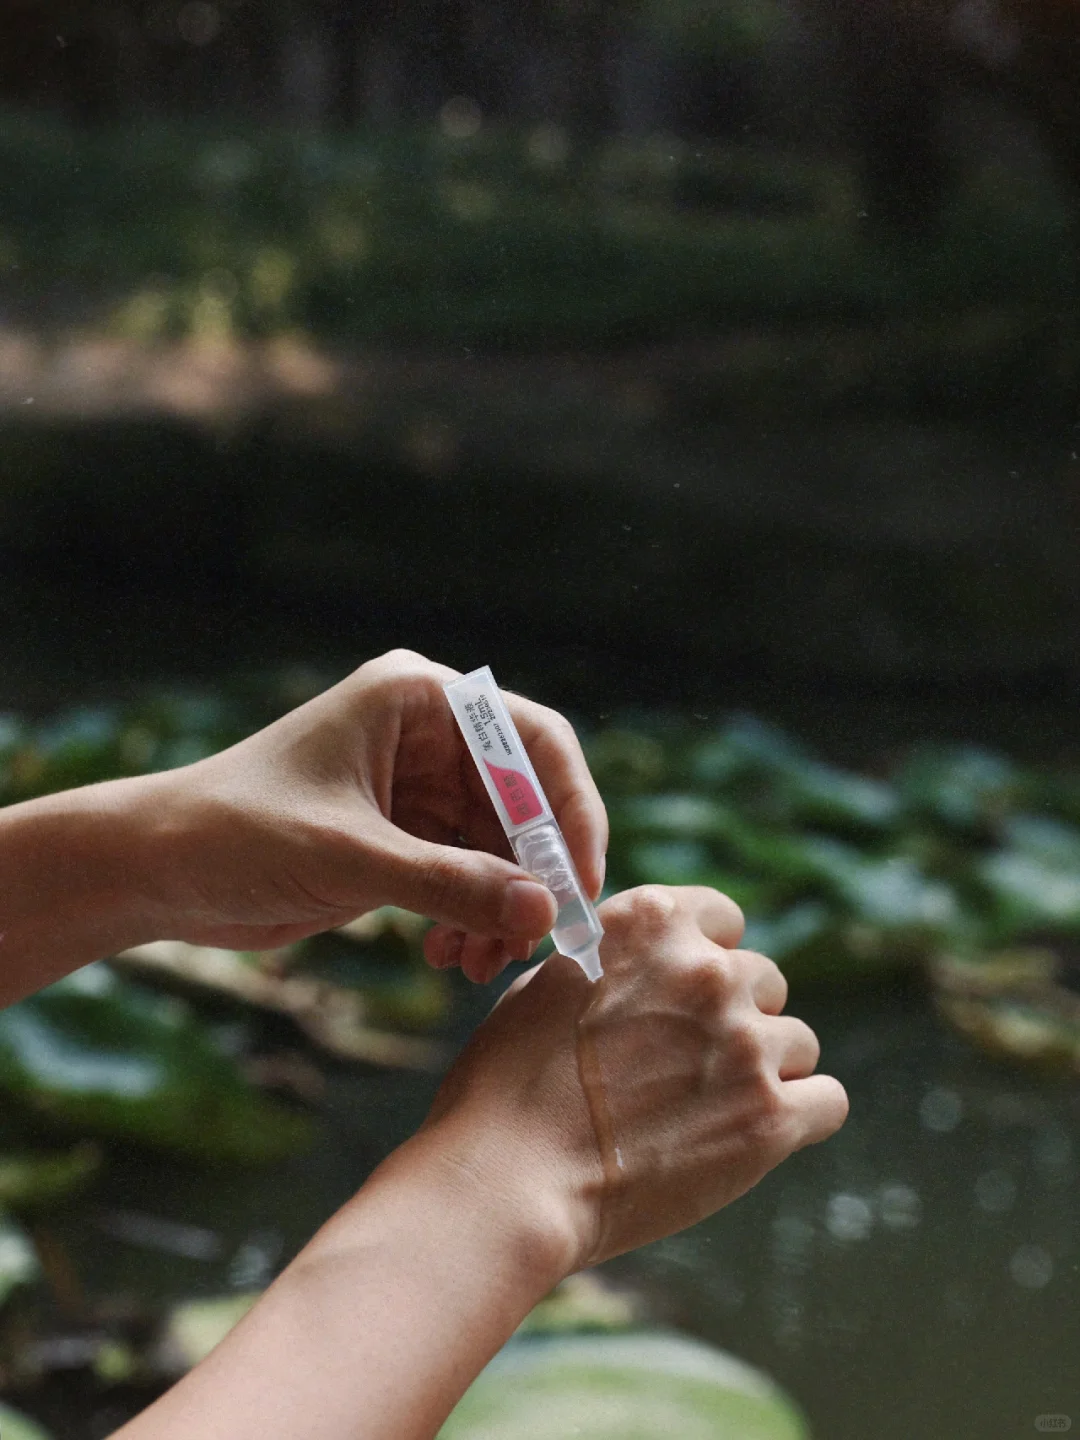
[444,666,604,981]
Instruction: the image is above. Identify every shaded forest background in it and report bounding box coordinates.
[3,1,1080,711]
[8,0,1080,228]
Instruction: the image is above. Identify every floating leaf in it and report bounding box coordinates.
[0,1215,40,1307]
[0,1143,101,1213]
[978,849,1080,936]
[800,840,959,934]
[709,715,807,776]
[518,1275,640,1337]
[112,943,447,1067]
[0,967,311,1164]
[1001,815,1080,869]
[160,1292,261,1374]
[336,907,429,948]
[742,902,833,963]
[898,747,1026,832]
[439,1333,811,1440]
[0,1404,55,1440]
[625,839,714,885]
[585,730,668,795]
[777,761,900,833]
[614,794,738,842]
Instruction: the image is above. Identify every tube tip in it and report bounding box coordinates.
[575,944,603,983]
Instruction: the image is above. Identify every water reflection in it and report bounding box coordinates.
[613,982,1080,1440]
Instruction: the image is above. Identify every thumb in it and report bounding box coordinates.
[364,822,558,939]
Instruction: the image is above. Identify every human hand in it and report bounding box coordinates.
[104,884,845,1440]
[139,650,606,966]
[421,885,848,1273]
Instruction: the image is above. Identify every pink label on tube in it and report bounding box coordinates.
[485,761,544,825]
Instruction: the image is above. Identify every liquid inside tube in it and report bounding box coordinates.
[512,822,604,981]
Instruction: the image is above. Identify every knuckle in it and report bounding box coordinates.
[735,1066,793,1153]
[717,891,746,940]
[602,884,678,937]
[724,1014,768,1068]
[751,1088,795,1154]
[678,949,735,1007]
[546,708,579,746]
[378,647,430,679]
[630,884,680,932]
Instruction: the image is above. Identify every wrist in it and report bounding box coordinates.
[341,1120,578,1298]
[0,773,169,999]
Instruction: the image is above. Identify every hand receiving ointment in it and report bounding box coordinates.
[445,667,604,981]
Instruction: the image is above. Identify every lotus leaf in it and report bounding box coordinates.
[799,839,959,934]
[0,1143,101,1212]
[0,1215,39,1306]
[898,746,1027,832]
[775,761,900,833]
[517,1275,639,1337]
[978,850,1080,936]
[0,1404,54,1440]
[707,715,807,776]
[439,1333,811,1440]
[15,708,126,796]
[585,730,668,795]
[0,966,311,1163]
[112,943,446,1068]
[162,1292,261,1372]
[741,901,833,963]
[1000,815,1080,868]
[613,794,739,842]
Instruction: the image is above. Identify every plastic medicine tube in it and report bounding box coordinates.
[444,667,604,982]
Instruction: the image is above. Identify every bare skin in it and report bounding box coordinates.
[113,888,846,1440]
[0,647,847,1439]
[0,650,607,1004]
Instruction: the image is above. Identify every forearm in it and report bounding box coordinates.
[114,1126,571,1440]
[0,775,166,1004]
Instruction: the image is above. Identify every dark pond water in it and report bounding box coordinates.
[54,971,1080,1440]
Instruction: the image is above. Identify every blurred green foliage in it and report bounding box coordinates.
[0,1400,53,1440]
[590,714,1080,982]
[0,966,311,1164]
[0,113,1073,357]
[7,685,1080,1003]
[0,686,1079,1258]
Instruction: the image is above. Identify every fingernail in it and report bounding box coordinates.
[594,852,607,898]
[482,948,510,984]
[500,879,555,936]
[443,931,466,969]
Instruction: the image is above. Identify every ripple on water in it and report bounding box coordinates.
[919,1085,963,1132]
[974,1169,1017,1214]
[1010,1244,1054,1290]
[825,1193,874,1243]
[877,1183,922,1231]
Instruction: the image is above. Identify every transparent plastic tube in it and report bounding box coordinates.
[444,666,603,981]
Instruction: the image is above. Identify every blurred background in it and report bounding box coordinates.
[1,2,1080,1437]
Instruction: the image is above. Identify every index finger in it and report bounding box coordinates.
[504,693,609,900]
